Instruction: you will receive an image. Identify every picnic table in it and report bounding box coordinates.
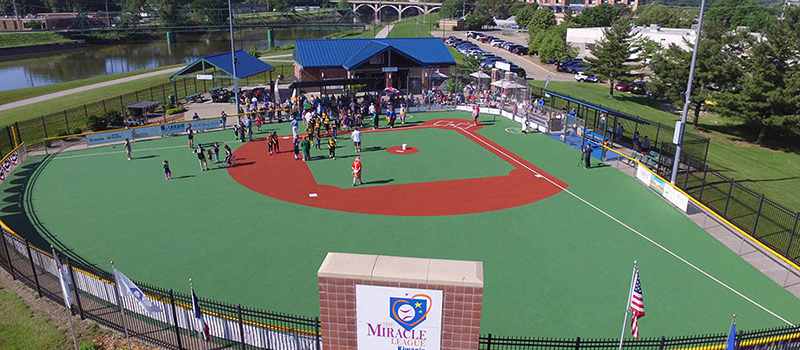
[185,93,203,103]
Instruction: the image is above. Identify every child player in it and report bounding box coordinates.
[351,156,363,186]
[163,160,172,180]
[400,104,407,125]
[328,137,336,159]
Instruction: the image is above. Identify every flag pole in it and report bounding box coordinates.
[190,278,210,350]
[618,261,638,350]
[111,261,133,350]
[53,247,79,350]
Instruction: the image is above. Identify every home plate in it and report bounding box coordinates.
[309,193,318,198]
[283,136,291,139]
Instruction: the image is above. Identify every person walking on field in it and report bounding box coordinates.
[300,136,311,161]
[370,102,379,130]
[583,143,592,169]
[472,105,480,125]
[186,125,195,148]
[213,142,220,163]
[163,160,172,180]
[272,132,280,153]
[602,139,611,162]
[293,135,300,161]
[351,128,362,153]
[328,137,337,159]
[224,144,234,167]
[124,138,132,160]
[195,145,209,171]
[351,156,363,186]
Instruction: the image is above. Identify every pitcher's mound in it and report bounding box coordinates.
[386,146,419,155]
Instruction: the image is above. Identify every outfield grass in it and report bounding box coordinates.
[531,80,800,211]
[388,13,442,38]
[0,63,186,106]
[0,32,72,48]
[4,111,799,338]
[0,286,67,350]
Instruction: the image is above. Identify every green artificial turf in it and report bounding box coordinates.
[1,111,798,339]
[531,80,800,213]
[307,127,513,188]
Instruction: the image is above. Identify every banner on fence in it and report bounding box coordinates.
[356,285,443,350]
[86,118,223,146]
[636,163,689,212]
[0,146,26,187]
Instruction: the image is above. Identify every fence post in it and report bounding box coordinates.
[237,304,246,350]
[654,122,661,149]
[683,156,692,189]
[65,256,84,319]
[14,122,20,145]
[168,289,184,350]
[723,178,735,217]
[752,194,766,235]
[315,317,321,350]
[41,116,49,139]
[6,126,13,150]
[786,212,800,257]
[119,95,124,111]
[135,91,139,102]
[735,330,742,350]
[102,99,107,114]
[699,166,708,202]
[1,230,15,280]
[149,86,154,101]
[575,336,581,350]
[24,240,42,297]
[659,336,665,350]
[486,333,493,350]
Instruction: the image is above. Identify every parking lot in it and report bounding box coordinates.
[441,28,575,82]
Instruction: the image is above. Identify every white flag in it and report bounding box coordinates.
[53,251,73,307]
[114,269,163,314]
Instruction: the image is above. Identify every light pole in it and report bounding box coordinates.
[228,0,240,114]
[670,0,707,184]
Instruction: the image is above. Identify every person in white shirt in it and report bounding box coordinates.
[351,128,362,153]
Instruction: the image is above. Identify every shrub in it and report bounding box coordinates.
[73,128,83,135]
[43,139,52,148]
[87,115,107,132]
[166,106,187,115]
[78,341,100,350]
[57,131,68,137]
[103,110,123,127]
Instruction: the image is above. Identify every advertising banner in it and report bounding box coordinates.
[356,285,443,350]
[636,163,689,213]
[86,129,133,146]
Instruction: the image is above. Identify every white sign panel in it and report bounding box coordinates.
[382,67,398,72]
[197,74,213,80]
[356,285,443,350]
[495,61,511,71]
[663,185,690,213]
[673,120,682,144]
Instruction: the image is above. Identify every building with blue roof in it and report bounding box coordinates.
[292,38,456,92]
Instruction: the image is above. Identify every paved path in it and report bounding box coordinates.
[0,66,183,112]
[375,24,393,38]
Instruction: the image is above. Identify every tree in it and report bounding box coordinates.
[474,0,515,20]
[562,7,575,24]
[713,18,800,144]
[705,0,771,31]
[514,4,538,28]
[585,19,643,98]
[575,4,618,27]
[527,7,556,33]
[337,0,348,9]
[634,5,677,27]
[464,13,494,30]
[440,0,467,19]
[460,53,483,73]
[538,29,577,63]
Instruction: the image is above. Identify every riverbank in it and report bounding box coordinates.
[0,32,72,48]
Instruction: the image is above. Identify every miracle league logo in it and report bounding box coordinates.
[365,293,433,350]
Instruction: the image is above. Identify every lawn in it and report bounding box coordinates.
[0,32,72,48]
[388,13,442,38]
[532,80,800,211]
[0,286,67,350]
[0,63,186,106]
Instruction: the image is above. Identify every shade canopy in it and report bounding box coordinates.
[430,70,449,79]
[470,71,491,79]
[491,80,526,89]
[170,50,274,80]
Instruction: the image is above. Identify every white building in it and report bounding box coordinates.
[566,24,697,58]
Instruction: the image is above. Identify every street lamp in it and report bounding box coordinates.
[670,0,707,184]
[228,0,240,114]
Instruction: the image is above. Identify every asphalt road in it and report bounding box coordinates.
[442,29,574,82]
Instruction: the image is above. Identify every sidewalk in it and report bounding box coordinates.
[375,24,393,39]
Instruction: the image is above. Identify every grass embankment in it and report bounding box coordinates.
[0,32,72,49]
[0,286,67,350]
[0,63,187,105]
[388,13,466,63]
[532,80,800,210]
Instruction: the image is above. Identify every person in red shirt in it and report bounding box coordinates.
[351,156,363,186]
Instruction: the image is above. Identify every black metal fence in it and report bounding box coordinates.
[479,326,800,350]
[529,87,800,270]
[8,65,295,151]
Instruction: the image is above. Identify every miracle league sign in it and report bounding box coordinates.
[356,285,443,350]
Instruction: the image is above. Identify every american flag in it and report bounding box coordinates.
[191,287,210,342]
[630,271,645,339]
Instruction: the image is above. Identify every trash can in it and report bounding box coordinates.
[168,95,176,106]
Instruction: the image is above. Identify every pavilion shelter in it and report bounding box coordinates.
[169,50,275,104]
[292,38,456,95]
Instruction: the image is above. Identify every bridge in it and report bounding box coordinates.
[332,0,442,22]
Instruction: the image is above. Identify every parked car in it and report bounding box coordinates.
[575,72,598,83]
[478,36,493,43]
[491,40,505,47]
[630,85,646,95]
[614,83,631,92]
[512,46,529,55]
[566,64,590,73]
[557,59,583,71]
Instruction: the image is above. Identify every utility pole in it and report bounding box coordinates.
[228,0,240,113]
[11,0,21,30]
[670,0,707,184]
[462,0,465,17]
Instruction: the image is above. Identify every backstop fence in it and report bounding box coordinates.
[2,86,800,350]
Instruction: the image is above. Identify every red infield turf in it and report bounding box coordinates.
[227,119,568,216]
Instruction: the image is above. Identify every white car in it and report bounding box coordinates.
[574,72,598,83]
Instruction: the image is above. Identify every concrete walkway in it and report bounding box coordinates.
[375,24,393,39]
[0,66,183,112]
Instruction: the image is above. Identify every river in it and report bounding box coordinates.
[0,28,343,92]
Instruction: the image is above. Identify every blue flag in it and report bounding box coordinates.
[725,321,736,350]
